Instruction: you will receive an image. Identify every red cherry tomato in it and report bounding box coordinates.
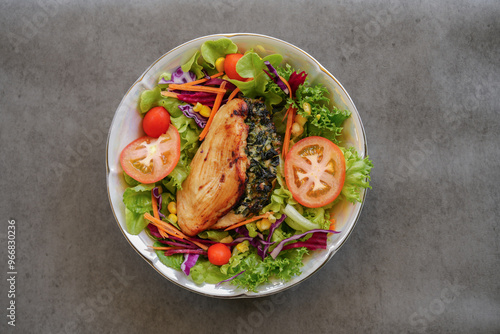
[143,106,171,138]
[284,136,346,208]
[120,126,181,184]
[207,243,232,266]
[224,53,245,81]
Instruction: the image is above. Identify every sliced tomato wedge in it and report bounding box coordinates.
[284,136,346,208]
[120,125,181,184]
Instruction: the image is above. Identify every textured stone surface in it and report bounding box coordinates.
[1,0,499,333]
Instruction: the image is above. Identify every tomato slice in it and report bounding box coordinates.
[120,126,181,184]
[284,136,346,208]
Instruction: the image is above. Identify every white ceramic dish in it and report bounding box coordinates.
[106,33,368,298]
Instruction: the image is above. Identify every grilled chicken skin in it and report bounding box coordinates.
[177,99,249,236]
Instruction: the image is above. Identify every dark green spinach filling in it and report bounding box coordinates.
[233,99,281,217]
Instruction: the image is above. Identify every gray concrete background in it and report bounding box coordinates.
[1,0,499,333]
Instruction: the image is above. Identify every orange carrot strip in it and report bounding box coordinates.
[158,228,170,239]
[183,72,224,86]
[226,87,240,103]
[186,238,209,251]
[143,213,208,250]
[167,84,226,94]
[144,213,184,238]
[199,81,227,140]
[224,212,273,231]
[282,107,296,159]
[279,75,293,99]
[160,91,179,98]
[151,190,160,220]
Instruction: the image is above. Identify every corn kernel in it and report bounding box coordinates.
[156,187,163,194]
[220,235,234,244]
[199,105,212,118]
[316,114,321,120]
[215,57,226,73]
[295,114,307,127]
[168,213,177,223]
[303,102,312,115]
[167,201,177,214]
[291,122,303,137]
[193,102,203,112]
[257,218,271,231]
[236,241,249,253]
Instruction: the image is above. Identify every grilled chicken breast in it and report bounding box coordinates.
[177,99,249,236]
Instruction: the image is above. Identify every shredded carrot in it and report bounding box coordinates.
[279,75,293,99]
[158,228,170,239]
[199,81,227,140]
[183,72,224,86]
[143,213,209,250]
[226,87,240,103]
[150,214,227,249]
[167,83,226,94]
[151,190,160,220]
[282,106,296,159]
[224,212,273,231]
[160,91,179,98]
[144,213,184,238]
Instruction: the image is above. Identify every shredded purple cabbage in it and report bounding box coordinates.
[181,253,199,276]
[178,104,208,128]
[204,78,237,91]
[161,240,199,249]
[152,187,165,219]
[264,61,289,95]
[269,228,340,259]
[260,214,287,259]
[159,66,196,84]
[282,232,328,251]
[215,270,246,287]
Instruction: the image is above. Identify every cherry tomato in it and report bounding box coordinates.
[224,53,245,81]
[120,125,181,184]
[143,106,171,138]
[284,136,346,208]
[207,243,232,266]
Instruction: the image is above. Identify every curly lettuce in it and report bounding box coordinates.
[340,147,373,203]
[228,52,284,108]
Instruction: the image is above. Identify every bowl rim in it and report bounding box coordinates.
[106,32,368,298]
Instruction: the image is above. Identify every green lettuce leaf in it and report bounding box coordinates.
[125,208,148,235]
[181,51,205,79]
[123,172,140,187]
[139,86,184,117]
[200,38,238,68]
[228,52,283,108]
[220,248,308,292]
[161,114,201,191]
[190,258,230,284]
[122,183,155,214]
[198,230,229,242]
[154,241,184,270]
[340,147,373,203]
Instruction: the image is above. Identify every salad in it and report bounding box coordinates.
[118,38,373,292]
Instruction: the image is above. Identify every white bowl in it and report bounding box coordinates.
[106,33,368,298]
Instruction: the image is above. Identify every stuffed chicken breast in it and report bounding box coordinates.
[177,98,281,236]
